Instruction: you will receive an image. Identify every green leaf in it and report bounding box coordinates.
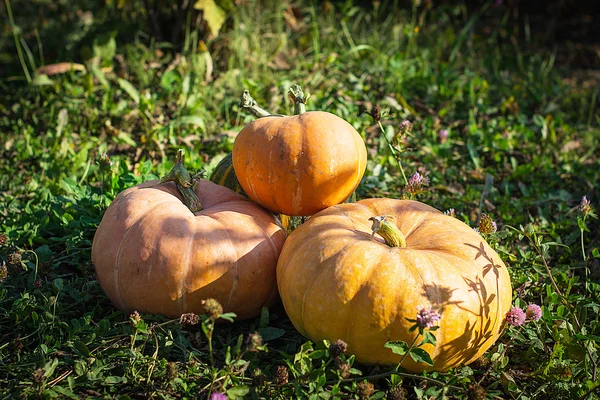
[43,358,59,378]
[32,74,54,86]
[578,218,589,232]
[418,331,437,346]
[160,70,181,93]
[258,327,285,341]
[117,78,140,104]
[50,386,78,399]
[74,340,92,357]
[532,114,548,140]
[226,385,250,399]
[501,371,518,392]
[74,360,87,376]
[466,142,481,169]
[113,132,137,147]
[93,32,117,63]
[134,321,149,334]
[574,334,600,342]
[98,319,110,335]
[233,335,244,358]
[105,376,127,384]
[409,348,434,365]
[194,0,227,37]
[316,372,326,386]
[310,349,327,359]
[219,312,237,322]
[424,386,442,397]
[53,278,64,291]
[225,345,232,365]
[35,244,54,263]
[91,64,110,89]
[56,108,68,136]
[259,307,270,328]
[384,340,409,355]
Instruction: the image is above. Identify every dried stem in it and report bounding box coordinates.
[160,149,202,212]
[240,90,277,118]
[288,84,308,114]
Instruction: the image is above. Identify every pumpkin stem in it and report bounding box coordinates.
[288,84,308,114]
[369,215,407,248]
[160,149,203,213]
[240,90,276,118]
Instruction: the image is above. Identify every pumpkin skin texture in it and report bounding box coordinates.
[92,179,286,320]
[210,153,247,197]
[276,199,512,372]
[232,112,368,216]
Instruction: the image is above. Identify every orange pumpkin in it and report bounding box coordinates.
[92,178,287,320]
[276,198,512,371]
[232,89,367,216]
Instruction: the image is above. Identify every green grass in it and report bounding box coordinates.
[1,0,599,398]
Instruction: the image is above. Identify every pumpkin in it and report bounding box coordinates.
[276,198,512,371]
[210,153,304,234]
[92,177,287,320]
[210,153,358,235]
[232,86,367,216]
[210,153,247,197]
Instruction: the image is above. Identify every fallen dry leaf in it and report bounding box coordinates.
[37,63,86,76]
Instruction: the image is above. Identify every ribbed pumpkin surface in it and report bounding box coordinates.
[277,198,512,371]
[232,112,367,216]
[92,179,286,320]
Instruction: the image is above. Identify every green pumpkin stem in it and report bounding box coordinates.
[369,215,407,248]
[160,149,203,213]
[240,90,274,118]
[288,84,308,114]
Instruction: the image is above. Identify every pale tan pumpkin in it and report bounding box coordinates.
[276,198,512,371]
[92,178,287,320]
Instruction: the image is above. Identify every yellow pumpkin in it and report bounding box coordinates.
[276,198,512,371]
